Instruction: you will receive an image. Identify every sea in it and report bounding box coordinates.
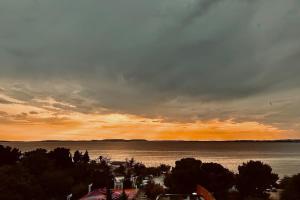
[1,140,300,178]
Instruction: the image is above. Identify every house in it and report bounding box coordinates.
[80,188,139,200]
[114,176,125,190]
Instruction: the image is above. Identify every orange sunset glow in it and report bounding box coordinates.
[0,93,296,141]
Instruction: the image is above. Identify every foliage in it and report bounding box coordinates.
[73,150,83,164]
[119,190,128,200]
[0,145,289,200]
[0,145,114,199]
[0,145,21,166]
[114,164,126,175]
[73,150,90,164]
[83,150,90,163]
[22,148,53,175]
[106,188,113,200]
[236,160,278,199]
[0,164,44,200]
[144,181,165,200]
[123,175,133,189]
[199,162,235,199]
[280,174,300,200]
[165,158,235,199]
[48,147,73,168]
[164,158,203,194]
[158,164,171,173]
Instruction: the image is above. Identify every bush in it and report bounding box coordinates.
[280,174,300,200]
[0,145,21,166]
[144,182,165,200]
[237,160,278,199]
[200,162,235,199]
[164,158,202,194]
[165,158,235,199]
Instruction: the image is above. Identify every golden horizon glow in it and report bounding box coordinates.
[0,94,298,141]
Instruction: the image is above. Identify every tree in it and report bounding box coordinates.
[90,160,114,189]
[0,145,21,166]
[164,158,202,194]
[0,164,44,200]
[165,159,235,199]
[280,174,300,200]
[114,165,126,176]
[199,162,235,200]
[133,163,146,176]
[144,182,165,200]
[72,183,88,200]
[48,147,73,168]
[119,190,128,200]
[123,175,133,189]
[126,158,135,168]
[159,164,171,173]
[106,188,112,200]
[73,150,83,164]
[22,148,53,175]
[40,169,74,199]
[237,160,278,199]
[83,150,90,163]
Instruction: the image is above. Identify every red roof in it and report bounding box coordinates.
[80,188,139,200]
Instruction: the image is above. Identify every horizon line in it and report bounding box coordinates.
[1,139,300,143]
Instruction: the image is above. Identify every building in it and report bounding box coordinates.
[80,188,139,200]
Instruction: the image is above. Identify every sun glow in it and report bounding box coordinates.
[0,99,291,141]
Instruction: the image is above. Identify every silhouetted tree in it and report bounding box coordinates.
[127,158,135,168]
[165,159,235,199]
[0,144,287,200]
[0,164,44,200]
[119,190,128,200]
[199,162,235,200]
[73,150,83,164]
[279,176,291,189]
[280,174,300,200]
[237,160,278,199]
[159,164,171,173]
[144,181,165,200]
[133,163,146,176]
[40,169,74,199]
[123,175,133,189]
[72,183,88,200]
[0,145,21,166]
[83,150,90,163]
[114,165,126,176]
[106,188,112,200]
[164,158,202,194]
[48,147,73,168]
[89,160,114,189]
[22,148,53,175]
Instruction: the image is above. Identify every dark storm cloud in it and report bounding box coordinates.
[0,0,300,130]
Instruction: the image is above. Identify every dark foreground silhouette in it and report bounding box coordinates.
[0,144,298,200]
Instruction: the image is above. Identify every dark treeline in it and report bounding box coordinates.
[0,145,299,200]
[0,145,169,200]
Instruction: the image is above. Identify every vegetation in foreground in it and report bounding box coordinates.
[0,144,299,200]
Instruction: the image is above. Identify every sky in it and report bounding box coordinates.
[0,0,300,141]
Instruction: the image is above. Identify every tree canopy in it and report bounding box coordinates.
[280,174,300,200]
[236,160,278,199]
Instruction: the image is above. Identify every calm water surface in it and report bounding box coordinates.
[2,141,300,177]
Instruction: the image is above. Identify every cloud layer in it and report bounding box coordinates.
[0,0,300,139]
